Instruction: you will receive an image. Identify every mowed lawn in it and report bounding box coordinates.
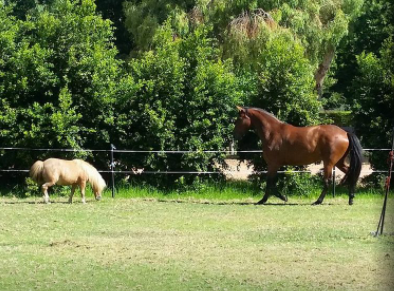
[0,195,393,291]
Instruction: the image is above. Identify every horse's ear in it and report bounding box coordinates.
[237,106,246,117]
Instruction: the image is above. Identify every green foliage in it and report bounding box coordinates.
[319,110,352,126]
[333,0,393,104]
[252,32,320,125]
[278,170,323,197]
[351,38,394,172]
[1,0,391,190]
[116,22,241,186]
[0,0,124,169]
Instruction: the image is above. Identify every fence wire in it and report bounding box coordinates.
[0,147,390,175]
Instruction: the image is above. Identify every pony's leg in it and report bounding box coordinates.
[80,181,86,204]
[41,182,55,204]
[68,185,77,204]
[312,163,333,205]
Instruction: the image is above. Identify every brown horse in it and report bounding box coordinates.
[30,158,106,204]
[233,106,363,205]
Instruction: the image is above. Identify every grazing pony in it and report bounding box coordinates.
[234,106,363,205]
[30,158,106,204]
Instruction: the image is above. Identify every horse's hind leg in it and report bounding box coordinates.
[68,185,77,204]
[41,182,55,204]
[335,157,355,205]
[312,163,333,205]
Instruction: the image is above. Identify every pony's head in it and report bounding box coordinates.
[75,159,106,201]
[234,106,252,140]
[92,176,106,201]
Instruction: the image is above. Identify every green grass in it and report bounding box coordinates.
[0,186,393,291]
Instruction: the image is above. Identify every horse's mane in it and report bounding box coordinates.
[244,107,282,123]
[73,159,106,193]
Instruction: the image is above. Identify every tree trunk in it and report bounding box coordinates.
[314,46,335,98]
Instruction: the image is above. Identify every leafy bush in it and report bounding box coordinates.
[352,38,394,176]
[114,22,241,187]
[0,0,125,171]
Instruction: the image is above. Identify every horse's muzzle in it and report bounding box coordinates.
[95,195,102,201]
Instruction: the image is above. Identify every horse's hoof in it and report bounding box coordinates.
[349,200,354,206]
[280,195,288,202]
[312,201,321,206]
[256,199,267,205]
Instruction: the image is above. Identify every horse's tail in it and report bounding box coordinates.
[30,160,44,184]
[74,160,106,193]
[341,133,363,189]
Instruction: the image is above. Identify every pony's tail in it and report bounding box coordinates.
[341,133,363,189]
[30,160,44,184]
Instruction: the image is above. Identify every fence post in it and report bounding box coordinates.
[374,124,394,236]
[110,144,116,198]
[332,166,336,197]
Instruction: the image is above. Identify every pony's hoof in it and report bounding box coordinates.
[349,200,354,206]
[312,201,321,206]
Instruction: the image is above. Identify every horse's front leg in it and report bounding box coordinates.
[257,166,287,204]
[68,185,77,204]
[256,174,276,204]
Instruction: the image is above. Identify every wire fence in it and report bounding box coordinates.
[0,146,391,197]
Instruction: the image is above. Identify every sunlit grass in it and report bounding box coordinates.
[0,187,393,290]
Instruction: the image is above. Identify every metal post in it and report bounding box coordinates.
[332,166,336,197]
[374,124,394,236]
[110,144,116,198]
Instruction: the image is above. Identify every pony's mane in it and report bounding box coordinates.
[73,159,106,193]
[244,107,282,123]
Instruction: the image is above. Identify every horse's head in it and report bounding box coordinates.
[234,106,252,140]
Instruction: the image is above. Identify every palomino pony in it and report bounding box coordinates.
[234,106,363,205]
[30,158,106,204]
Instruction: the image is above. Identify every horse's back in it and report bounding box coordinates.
[270,123,349,166]
[305,124,349,162]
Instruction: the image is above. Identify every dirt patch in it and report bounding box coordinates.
[223,159,373,181]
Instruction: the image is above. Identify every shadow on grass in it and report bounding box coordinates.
[152,198,335,206]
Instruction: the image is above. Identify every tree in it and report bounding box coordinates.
[123,0,364,97]
[115,22,241,186]
[0,0,126,171]
[352,38,394,173]
[332,0,393,104]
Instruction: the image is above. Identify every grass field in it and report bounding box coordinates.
[0,189,393,290]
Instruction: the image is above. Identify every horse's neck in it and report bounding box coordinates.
[249,110,281,143]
